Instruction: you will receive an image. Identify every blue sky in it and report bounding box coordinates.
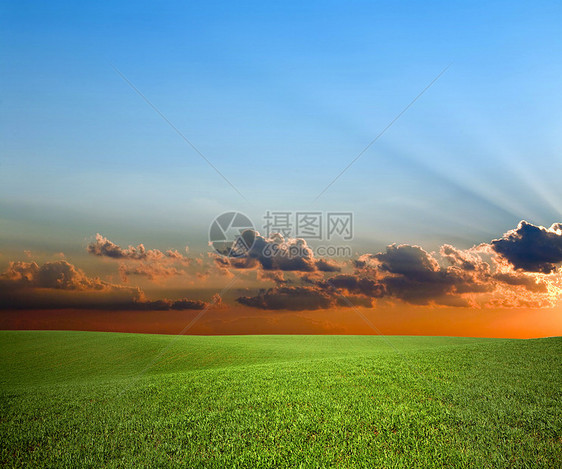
[1,0,561,257]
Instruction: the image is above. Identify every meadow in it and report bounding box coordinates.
[0,331,561,467]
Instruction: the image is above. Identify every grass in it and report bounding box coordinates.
[0,331,561,468]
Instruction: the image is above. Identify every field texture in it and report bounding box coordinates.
[1,331,561,467]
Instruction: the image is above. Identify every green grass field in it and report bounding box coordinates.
[1,331,561,467]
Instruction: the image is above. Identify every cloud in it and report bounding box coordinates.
[490,221,562,273]
[375,244,441,277]
[88,234,190,264]
[118,263,184,282]
[0,259,210,311]
[1,260,108,291]
[257,269,286,284]
[354,245,474,306]
[5,220,562,313]
[315,258,342,272]
[88,234,141,259]
[357,241,558,307]
[239,221,562,310]
[313,274,384,298]
[87,234,191,282]
[120,296,207,311]
[235,278,378,311]
[212,231,341,273]
[237,286,335,311]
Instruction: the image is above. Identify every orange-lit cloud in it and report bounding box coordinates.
[2,260,111,291]
[1,222,561,326]
[0,259,211,311]
[88,233,190,264]
[88,233,192,282]
[118,263,185,282]
[236,221,562,311]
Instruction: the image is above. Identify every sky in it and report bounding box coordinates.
[1,1,562,337]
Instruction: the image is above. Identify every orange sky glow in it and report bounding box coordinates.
[2,303,560,339]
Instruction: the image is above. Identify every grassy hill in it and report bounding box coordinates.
[1,331,561,467]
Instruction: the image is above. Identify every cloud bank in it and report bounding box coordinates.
[0,259,210,311]
[236,221,562,311]
[1,221,560,313]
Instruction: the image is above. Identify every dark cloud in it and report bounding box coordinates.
[236,280,377,311]
[214,231,341,274]
[375,244,440,277]
[335,295,373,308]
[236,271,383,311]
[315,258,342,272]
[240,221,562,310]
[119,297,207,311]
[237,286,334,311]
[314,274,385,298]
[492,272,548,293]
[248,233,316,271]
[490,221,562,273]
[354,241,556,306]
[356,244,485,305]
